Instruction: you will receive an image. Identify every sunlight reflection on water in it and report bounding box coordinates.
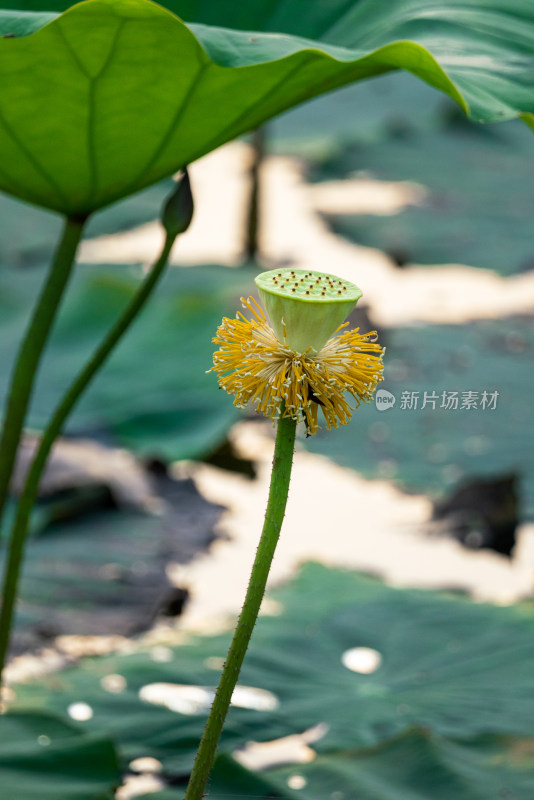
[341,647,382,674]
[139,682,279,714]
[67,701,93,721]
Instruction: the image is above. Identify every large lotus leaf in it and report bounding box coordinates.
[315,117,534,275]
[268,732,534,800]
[12,564,534,774]
[2,0,534,215]
[0,262,248,459]
[0,74,448,268]
[246,563,534,748]
[307,317,534,519]
[0,710,120,800]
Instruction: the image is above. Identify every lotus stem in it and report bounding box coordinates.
[184,404,297,800]
[0,173,193,684]
[0,230,178,683]
[0,215,87,529]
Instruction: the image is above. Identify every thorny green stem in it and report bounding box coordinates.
[0,230,177,684]
[0,216,86,530]
[184,405,297,800]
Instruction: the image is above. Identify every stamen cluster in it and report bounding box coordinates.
[211,297,384,436]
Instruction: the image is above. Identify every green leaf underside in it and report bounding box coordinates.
[1,0,534,214]
[0,262,246,460]
[12,564,534,780]
[0,710,120,800]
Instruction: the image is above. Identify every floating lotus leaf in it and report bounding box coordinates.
[308,317,534,519]
[12,564,534,774]
[138,734,534,799]
[0,710,120,800]
[315,119,534,276]
[268,731,534,800]
[138,754,298,799]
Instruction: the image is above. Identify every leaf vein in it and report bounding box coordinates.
[0,104,68,210]
[86,20,127,208]
[123,58,209,197]
[55,20,91,80]
[184,55,321,164]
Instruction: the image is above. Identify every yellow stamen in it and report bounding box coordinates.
[210,298,384,436]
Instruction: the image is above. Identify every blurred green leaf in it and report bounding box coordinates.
[12,564,534,773]
[0,262,248,459]
[139,754,299,799]
[2,477,223,653]
[0,182,172,268]
[2,0,534,214]
[316,119,534,275]
[270,72,452,155]
[268,731,534,799]
[141,733,534,800]
[308,317,534,518]
[0,710,120,800]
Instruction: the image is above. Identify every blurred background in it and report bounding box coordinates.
[2,67,534,797]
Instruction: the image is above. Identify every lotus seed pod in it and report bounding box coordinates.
[255,268,362,353]
[162,168,194,237]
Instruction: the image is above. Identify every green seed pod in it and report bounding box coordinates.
[162,168,194,237]
[255,268,362,353]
